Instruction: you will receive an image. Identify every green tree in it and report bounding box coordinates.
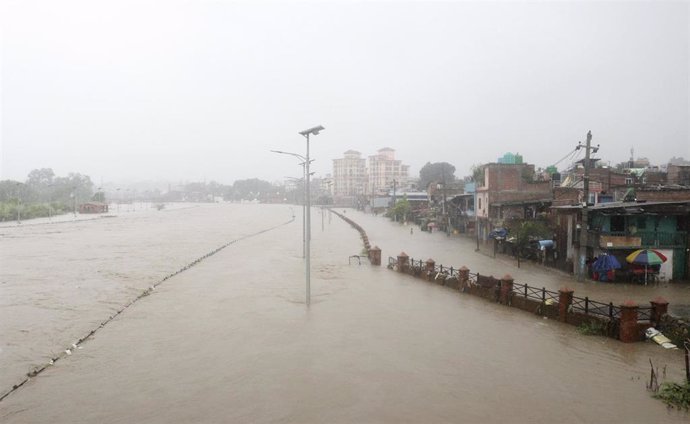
[419,162,456,191]
[471,164,485,187]
[232,178,273,201]
[508,220,551,267]
[387,196,411,222]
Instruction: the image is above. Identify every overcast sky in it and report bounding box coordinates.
[1,0,688,185]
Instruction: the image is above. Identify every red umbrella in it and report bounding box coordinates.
[626,249,667,285]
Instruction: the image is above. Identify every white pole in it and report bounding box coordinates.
[305,133,311,306]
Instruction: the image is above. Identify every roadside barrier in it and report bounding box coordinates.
[330,209,382,265]
[388,255,664,344]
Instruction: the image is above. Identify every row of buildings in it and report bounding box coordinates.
[332,148,410,204]
[327,147,690,282]
[452,159,690,282]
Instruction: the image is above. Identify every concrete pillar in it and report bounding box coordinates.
[558,288,574,323]
[458,266,470,292]
[650,297,669,326]
[397,252,409,273]
[500,274,514,305]
[369,246,381,266]
[425,258,436,280]
[619,301,640,343]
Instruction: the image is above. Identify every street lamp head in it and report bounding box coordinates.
[299,125,325,137]
[270,149,307,162]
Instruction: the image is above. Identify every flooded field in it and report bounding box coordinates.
[1,204,688,423]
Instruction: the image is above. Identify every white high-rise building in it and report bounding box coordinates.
[332,150,367,202]
[367,148,409,196]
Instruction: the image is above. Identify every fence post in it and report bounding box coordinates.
[369,246,381,266]
[558,287,574,323]
[458,266,470,292]
[500,274,514,305]
[425,258,436,281]
[619,300,640,343]
[650,297,669,326]
[397,252,409,273]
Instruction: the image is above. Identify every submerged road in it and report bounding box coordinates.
[0,204,687,423]
[345,209,690,316]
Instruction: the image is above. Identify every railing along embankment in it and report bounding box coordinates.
[387,253,671,345]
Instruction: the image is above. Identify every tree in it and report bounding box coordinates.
[387,196,411,222]
[419,162,456,191]
[0,180,22,203]
[508,220,551,268]
[26,168,55,188]
[232,178,273,201]
[52,173,94,208]
[471,164,485,187]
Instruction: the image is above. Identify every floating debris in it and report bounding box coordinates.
[645,328,677,349]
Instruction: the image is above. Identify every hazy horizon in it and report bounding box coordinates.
[2,0,688,185]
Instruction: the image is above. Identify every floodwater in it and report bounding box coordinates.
[0,204,688,423]
[349,210,690,315]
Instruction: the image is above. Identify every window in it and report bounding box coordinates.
[610,215,624,232]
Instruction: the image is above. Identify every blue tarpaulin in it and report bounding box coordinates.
[488,228,508,239]
[592,254,622,273]
[537,240,554,250]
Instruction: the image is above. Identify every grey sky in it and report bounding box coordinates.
[2,0,688,185]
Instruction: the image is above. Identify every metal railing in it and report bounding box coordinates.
[571,295,618,319]
[512,282,559,305]
[387,257,655,323]
[638,306,654,322]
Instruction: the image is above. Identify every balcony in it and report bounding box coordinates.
[592,230,687,249]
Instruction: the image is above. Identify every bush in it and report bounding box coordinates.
[577,320,606,336]
[655,381,690,410]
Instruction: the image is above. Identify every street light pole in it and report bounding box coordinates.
[273,150,310,259]
[284,175,306,259]
[299,125,324,306]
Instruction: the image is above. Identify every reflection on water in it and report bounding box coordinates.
[0,205,688,423]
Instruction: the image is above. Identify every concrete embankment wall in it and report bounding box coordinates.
[330,209,382,265]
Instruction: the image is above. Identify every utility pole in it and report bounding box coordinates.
[392,179,397,221]
[577,130,599,281]
[72,187,77,217]
[441,168,449,235]
[16,183,21,224]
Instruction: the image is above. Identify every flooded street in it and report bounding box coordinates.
[348,210,690,316]
[1,204,688,422]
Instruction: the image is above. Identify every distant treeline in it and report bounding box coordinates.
[0,168,96,221]
[0,170,333,221]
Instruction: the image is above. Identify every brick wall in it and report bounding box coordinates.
[553,187,580,206]
[636,189,690,202]
[668,164,690,186]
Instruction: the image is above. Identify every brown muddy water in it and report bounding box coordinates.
[0,204,688,423]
